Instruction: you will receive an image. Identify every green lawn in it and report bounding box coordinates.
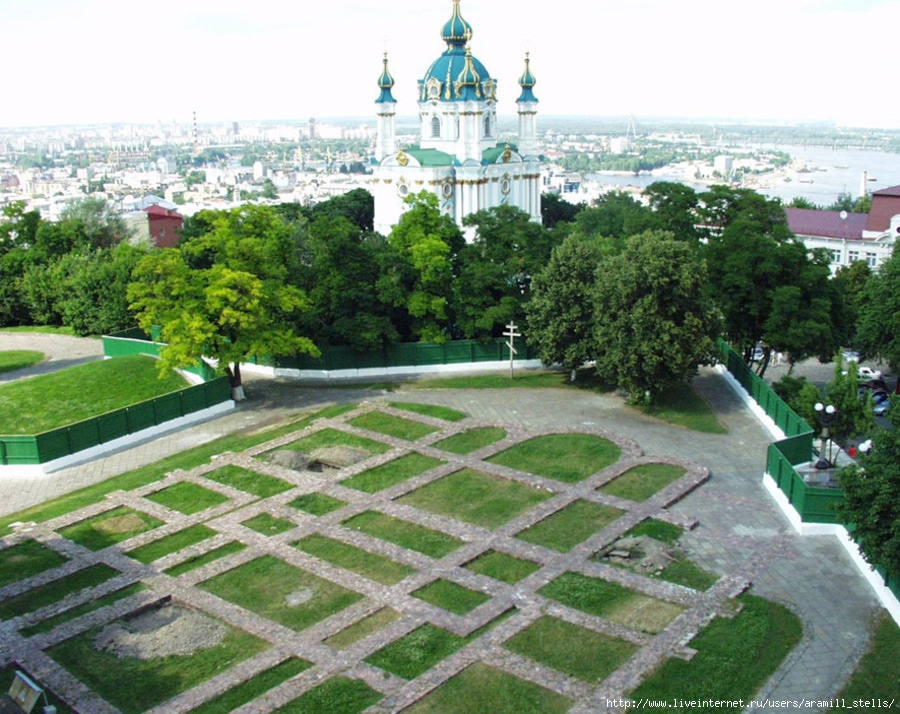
[191,658,311,714]
[340,452,445,493]
[630,594,803,710]
[366,623,469,679]
[241,513,297,536]
[342,511,462,559]
[397,468,553,529]
[274,676,381,713]
[637,381,727,434]
[837,611,900,707]
[388,401,467,421]
[0,564,119,621]
[19,582,147,637]
[463,550,542,584]
[202,464,293,498]
[126,525,217,565]
[59,507,164,551]
[198,555,363,632]
[145,482,230,515]
[347,411,440,441]
[517,500,624,552]
[488,433,621,483]
[0,349,45,375]
[294,534,415,585]
[598,463,686,502]
[0,539,67,588]
[538,571,684,634]
[433,426,508,454]
[277,427,391,455]
[288,492,348,516]
[0,325,76,335]
[404,662,572,713]
[504,616,638,682]
[412,578,490,615]
[0,355,189,434]
[325,608,401,650]
[164,542,247,577]
[47,616,267,714]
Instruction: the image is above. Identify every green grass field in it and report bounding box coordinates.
[0,355,189,434]
[0,349,45,375]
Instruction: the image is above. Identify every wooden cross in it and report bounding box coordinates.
[503,321,521,379]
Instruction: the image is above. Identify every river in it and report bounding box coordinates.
[585,145,900,205]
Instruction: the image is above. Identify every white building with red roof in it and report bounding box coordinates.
[786,185,900,272]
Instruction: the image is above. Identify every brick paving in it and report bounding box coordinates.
[0,340,882,714]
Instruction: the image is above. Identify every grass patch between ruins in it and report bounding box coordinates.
[341,453,445,494]
[58,507,164,551]
[341,511,462,559]
[294,534,415,585]
[397,468,553,530]
[598,463,686,502]
[145,481,230,515]
[190,657,312,714]
[516,500,624,552]
[488,433,621,483]
[388,402,467,421]
[0,563,119,621]
[202,464,294,498]
[0,539,68,588]
[433,426,508,454]
[347,411,440,441]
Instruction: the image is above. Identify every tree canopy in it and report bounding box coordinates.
[127,204,318,399]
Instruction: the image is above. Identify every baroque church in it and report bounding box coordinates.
[372,0,542,236]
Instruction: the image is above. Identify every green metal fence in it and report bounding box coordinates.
[0,378,231,466]
[718,340,897,597]
[103,329,218,381]
[250,337,538,372]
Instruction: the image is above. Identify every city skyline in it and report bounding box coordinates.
[2,0,898,130]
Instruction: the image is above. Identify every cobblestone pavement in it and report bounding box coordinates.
[0,336,882,713]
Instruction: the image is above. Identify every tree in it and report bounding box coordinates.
[260,179,278,200]
[526,234,603,378]
[762,250,840,372]
[824,357,874,445]
[299,216,398,351]
[58,197,130,249]
[540,192,584,229]
[592,230,721,404]
[837,403,900,583]
[379,192,463,343]
[787,197,820,210]
[454,205,557,340]
[306,188,375,232]
[855,245,900,371]
[128,204,318,400]
[570,191,653,246]
[643,181,701,244]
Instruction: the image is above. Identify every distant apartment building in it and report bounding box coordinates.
[123,200,183,248]
[787,185,900,272]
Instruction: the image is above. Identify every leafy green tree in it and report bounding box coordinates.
[58,197,130,249]
[379,192,463,343]
[592,230,721,404]
[540,192,584,229]
[837,404,900,582]
[763,250,840,372]
[787,197,820,210]
[526,234,603,377]
[454,205,557,340]
[260,179,278,200]
[643,181,701,244]
[824,358,874,445]
[306,188,375,233]
[855,246,900,370]
[771,375,821,431]
[128,204,318,400]
[300,216,398,350]
[570,191,653,246]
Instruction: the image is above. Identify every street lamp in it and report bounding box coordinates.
[814,402,837,469]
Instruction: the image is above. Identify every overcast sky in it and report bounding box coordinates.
[2,0,897,129]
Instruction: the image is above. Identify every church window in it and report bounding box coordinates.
[484,115,492,138]
[431,116,441,138]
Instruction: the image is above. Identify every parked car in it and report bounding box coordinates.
[843,349,860,363]
[858,366,883,380]
[874,401,890,417]
[872,390,890,404]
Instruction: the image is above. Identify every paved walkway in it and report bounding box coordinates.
[0,335,882,713]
